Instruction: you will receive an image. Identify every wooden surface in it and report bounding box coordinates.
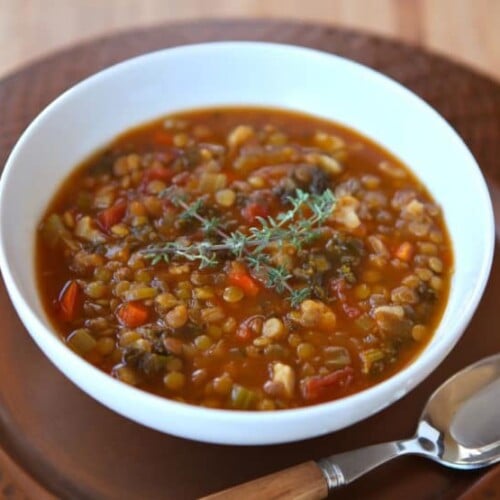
[0,0,499,82]
[0,20,499,499]
[460,466,500,500]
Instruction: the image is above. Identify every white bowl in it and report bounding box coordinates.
[0,42,494,445]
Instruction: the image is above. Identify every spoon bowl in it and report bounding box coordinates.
[421,353,500,469]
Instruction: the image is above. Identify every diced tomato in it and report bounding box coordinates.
[97,199,127,230]
[343,303,361,319]
[171,171,190,186]
[228,264,260,297]
[330,278,347,301]
[242,202,269,223]
[331,278,361,318]
[153,151,177,164]
[301,366,354,401]
[235,315,262,343]
[143,164,175,184]
[117,301,150,328]
[58,280,81,322]
[152,130,173,146]
[235,324,253,343]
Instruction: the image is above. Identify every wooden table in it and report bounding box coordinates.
[1,0,499,82]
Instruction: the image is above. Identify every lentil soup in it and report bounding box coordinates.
[36,107,452,410]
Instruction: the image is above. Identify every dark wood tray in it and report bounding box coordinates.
[0,20,499,499]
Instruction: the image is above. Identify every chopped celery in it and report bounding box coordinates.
[324,346,351,369]
[230,384,257,410]
[41,214,66,248]
[360,348,385,374]
[67,328,97,355]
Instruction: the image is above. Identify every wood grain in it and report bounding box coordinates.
[0,0,498,81]
[0,448,56,500]
[200,461,328,500]
[459,465,500,500]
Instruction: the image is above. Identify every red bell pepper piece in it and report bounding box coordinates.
[59,280,81,322]
[97,199,127,230]
[242,202,269,223]
[228,264,260,297]
[117,301,150,328]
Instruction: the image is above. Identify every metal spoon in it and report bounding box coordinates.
[204,354,500,499]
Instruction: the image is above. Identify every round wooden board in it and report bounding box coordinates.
[0,20,499,499]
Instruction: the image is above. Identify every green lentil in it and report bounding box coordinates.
[164,372,186,391]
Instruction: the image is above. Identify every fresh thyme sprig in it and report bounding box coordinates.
[148,241,219,268]
[176,199,229,241]
[143,188,337,306]
[178,199,204,221]
[265,265,292,293]
[247,188,335,251]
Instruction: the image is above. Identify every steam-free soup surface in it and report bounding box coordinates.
[37,107,452,410]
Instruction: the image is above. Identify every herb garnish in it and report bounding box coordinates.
[143,188,336,307]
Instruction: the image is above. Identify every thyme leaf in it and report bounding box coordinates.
[289,287,312,308]
[202,217,221,236]
[179,199,204,221]
[265,266,292,294]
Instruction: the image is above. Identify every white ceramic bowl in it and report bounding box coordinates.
[0,42,494,445]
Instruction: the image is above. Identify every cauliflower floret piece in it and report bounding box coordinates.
[373,305,405,332]
[74,216,107,244]
[269,362,296,399]
[331,195,361,229]
[294,299,337,331]
[227,125,254,149]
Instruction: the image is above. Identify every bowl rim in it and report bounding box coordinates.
[0,41,495,444]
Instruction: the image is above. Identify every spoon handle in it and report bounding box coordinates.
[202,439,421,499]
[200,460,328,500]
[318,439,416,487]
